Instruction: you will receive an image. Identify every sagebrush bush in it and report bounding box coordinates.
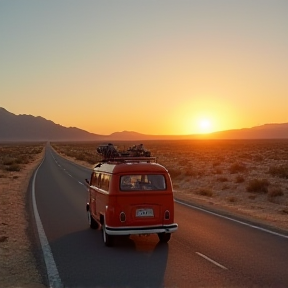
[6,164,21,172]
[216,176,228,182]
[185,169,197,177]
[167,168,181,179]
[213,168,223,174]
[3,157,15,165]
[268,165,288,179]
[267,187,284,198]
[227,196,237,203]
[196,188,213,197]
[253,154,263,162]
[246,178,270,193]
[229,162,247,174]
[222,184,229,190]
[173,184,180,189]
[235,175,245,183]
[15,155,30,164]
[212,161,221,167]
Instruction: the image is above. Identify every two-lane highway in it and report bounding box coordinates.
[32,145,288,287]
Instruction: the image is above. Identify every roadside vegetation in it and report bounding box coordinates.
[0,142,45,287]
[0,142,44,174]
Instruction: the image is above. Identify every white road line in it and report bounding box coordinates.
[175,199,288,239]
[196,252,228,270]
[52,154,87,190]
[32,160,63,288]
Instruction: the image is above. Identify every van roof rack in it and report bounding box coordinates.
[101,156,156,164]
[96,143,156,163]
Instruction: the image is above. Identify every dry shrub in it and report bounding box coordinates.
[246,178,270,194]
[253,154,263,162]
[239,152,252,160]
[184,168,206,177]
[229,162,247,174]
[178,159,188,166]
[3,157,15,165]
[268,187,284,198]
[282,208,288,214]
[196,188,213,197]
[213,168,223,174]
[222,184,229,190]
[15,155,30,164]
[268,165,288,179]
[167,168,181,179]
[0,143,44,174]
[185,169,197,177]
[6,164,21,172]
[216,176,228,182]
[173,184,180,189]
[212,161,221,167]
[235,175,245,183]
[227,196,237,203]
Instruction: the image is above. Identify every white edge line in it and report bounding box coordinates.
[175,199,288,239]
[32,160,63,288]
[196,252,228,270]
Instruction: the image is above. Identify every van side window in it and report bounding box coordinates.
[120,174,166,191]
[98,173,110,191]
[91,172,97,186]
[103,174,111,191]
[91,172,101,188]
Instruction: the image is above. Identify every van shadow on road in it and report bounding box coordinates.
[49,228,169,287]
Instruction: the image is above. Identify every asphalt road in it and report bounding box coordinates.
[32,145,288,288]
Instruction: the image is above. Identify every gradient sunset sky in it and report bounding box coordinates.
[1,1,287,135]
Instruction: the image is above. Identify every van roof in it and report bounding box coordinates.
[93,161,168,174]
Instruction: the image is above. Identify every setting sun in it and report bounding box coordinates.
[198,118,213,134]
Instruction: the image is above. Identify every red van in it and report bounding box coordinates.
[86,144,178,247]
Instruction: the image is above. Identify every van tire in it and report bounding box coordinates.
[158,233,171,243]
[102,219,114,247]
[88,210,98,229]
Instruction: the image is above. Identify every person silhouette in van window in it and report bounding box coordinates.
[121,176,132,189]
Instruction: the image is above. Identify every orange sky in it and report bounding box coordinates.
[1,1,287,135]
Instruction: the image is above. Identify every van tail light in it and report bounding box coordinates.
[164,210,170,220]
[120,212,126,222]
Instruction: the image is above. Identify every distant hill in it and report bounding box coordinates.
[0,107,105,141]
[0,107,287,141]
[204,123,288,139]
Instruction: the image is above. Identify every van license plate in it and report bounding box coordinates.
[136,208,154,217]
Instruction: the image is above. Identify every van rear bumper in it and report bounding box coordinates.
[105,223,178,235]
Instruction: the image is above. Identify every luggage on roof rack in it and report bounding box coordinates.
[96,143,153,162]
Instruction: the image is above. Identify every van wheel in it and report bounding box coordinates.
[158,233,171,243]
[102,220,114,247]
[88,210,98,229]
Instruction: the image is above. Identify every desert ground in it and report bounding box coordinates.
[1,140,288,287]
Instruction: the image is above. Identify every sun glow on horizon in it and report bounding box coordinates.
[196,117,214,134]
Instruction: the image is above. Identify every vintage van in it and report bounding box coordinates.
[85,144,178,247]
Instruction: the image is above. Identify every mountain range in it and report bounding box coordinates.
[0,107,287,141]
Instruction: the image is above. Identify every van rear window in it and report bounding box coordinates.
[120,174,166,191]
